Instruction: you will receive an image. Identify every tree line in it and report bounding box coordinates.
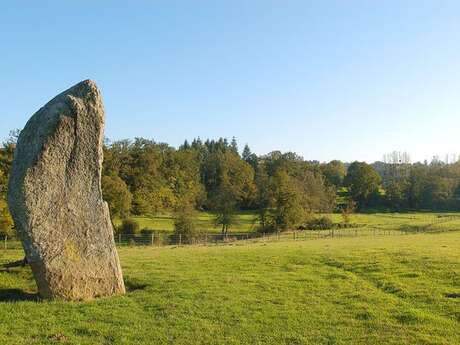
[1,132,460,237]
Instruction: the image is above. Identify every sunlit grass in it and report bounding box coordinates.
[0,229,458,344]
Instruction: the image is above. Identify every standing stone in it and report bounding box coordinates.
[8,80,125,300]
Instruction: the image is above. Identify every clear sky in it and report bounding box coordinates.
[1,1,459,163]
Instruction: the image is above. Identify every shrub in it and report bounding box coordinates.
[140,228,155,236]
[173,207,201,244]
[304,216,334,230]
[119,218,140,235]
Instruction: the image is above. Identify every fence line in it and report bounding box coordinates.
[1,223,459,250]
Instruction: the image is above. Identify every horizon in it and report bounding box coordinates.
[2,1,460,163]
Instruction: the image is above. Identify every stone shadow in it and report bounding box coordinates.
[0,289,39,302]
[124,278,148,292]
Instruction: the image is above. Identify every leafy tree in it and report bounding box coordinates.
[268,170,304,231]
[344,162,381,209]
[206,151,255,234]
[254,164,273,229]
[0,198,14,237]
[321,160,346,187]
[296,169,336,213]
[341,199,356,224]
[173,201,200,243]
[102,175,132,219]
[0,139,15,237]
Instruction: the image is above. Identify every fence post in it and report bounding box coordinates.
[151,233,154,246]
[118,233,122,245]
[4,236,7,250]
[179,234,182,246]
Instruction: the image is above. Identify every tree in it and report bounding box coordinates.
[268,170,304,231]
[296,169,337,213]
[205,150,255,234]
[102,175,132,219]
[321,160,346,187]
[230,137,239,155]
[173,200,200,244]
[213,180,238,235]
[242,144,258,170]
[254,164,273,229]
[0,198,14,237]
[341,199,356,224]
[344,162,381,209]
[0,139,15,237]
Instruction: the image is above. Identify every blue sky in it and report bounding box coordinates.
[1,1,460,163]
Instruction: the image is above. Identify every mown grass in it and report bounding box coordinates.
[0,229,458,344]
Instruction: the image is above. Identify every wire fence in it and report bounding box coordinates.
[115,228,408,247]
[1,218,459,251]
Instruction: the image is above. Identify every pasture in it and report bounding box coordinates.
[0,227,458,344]
[114,211,259,233]
[114,211,460,234]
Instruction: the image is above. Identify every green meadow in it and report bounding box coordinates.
[0,218,458,345]
[114,211,259,233]
[114,211,460,234]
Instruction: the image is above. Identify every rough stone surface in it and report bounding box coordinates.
[8,80,125,300]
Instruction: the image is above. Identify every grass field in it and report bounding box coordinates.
[0,228,458,344]
[115,211,460,235]
[114,211,259,233]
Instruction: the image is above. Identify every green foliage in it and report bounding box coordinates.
[321,160,346,187]
[205,150,256,234]
[5,130,460,222]
[102,175,132,219]
[0,140,14,237]
[0,199,14,237]
[173,204,200,243]
[341,199,356,224]
[254,152,336,232]
[345,161,381,209]
[118,218,140,235]
[304,215,334,230]
[268,170,305,231]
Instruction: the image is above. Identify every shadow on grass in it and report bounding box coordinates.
[0,289,39,302]
[124,279,148,292]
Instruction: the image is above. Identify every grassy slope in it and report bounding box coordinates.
[0,231,459,344]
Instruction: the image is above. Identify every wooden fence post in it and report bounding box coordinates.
[4,236,7,250]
